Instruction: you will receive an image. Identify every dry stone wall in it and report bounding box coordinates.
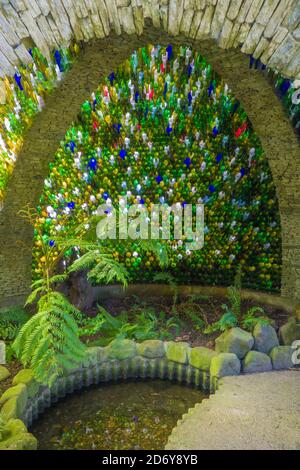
[0,0,300,80]
[0,26,300,305]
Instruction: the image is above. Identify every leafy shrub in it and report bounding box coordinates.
[0,306,29,341]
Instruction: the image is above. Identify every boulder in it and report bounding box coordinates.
[0,341,5,364]
[253,323,279,354]
[165,341,190,364]
[279,318,300,345]
[2,418,27,436]
[82,347,101,367]
[189,346,218,371]
[0,365,10,382]
[106,339,137,360]
[0,383,27,406]
[0,384,27,422]
[242,351,272,373]
[0,431,37,450]
[96,346,110,363]
[270,346,294,370]
[81,346,110,368]
[0,418,35,450]
[12,369,39,398]
[215,327,254,359]
[210,353,241,378]
[137,340,165,358]
[0,397,19,421]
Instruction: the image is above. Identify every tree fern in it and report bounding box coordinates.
[13,292,86,386]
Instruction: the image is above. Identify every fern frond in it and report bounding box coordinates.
[49,274,68,285]
[14,291,86,386]
[68,249,100,273]
[25,286,45,306]
[88,257,129,287]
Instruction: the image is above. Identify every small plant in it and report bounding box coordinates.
[241,307,270,331]
[204,266,270,334]
[0,306,29,342]
[80,305,182,346]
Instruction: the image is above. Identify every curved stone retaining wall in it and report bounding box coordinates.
[0,326,297,450]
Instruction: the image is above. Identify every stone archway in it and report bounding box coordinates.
[0,1,300,80]
[0,25,299,306]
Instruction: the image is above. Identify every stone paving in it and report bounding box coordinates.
[166,370,300,450]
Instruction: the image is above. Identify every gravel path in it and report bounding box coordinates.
[166,371,300,450]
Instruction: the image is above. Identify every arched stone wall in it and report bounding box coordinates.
[0,25,299,307]
[0,0,299,80]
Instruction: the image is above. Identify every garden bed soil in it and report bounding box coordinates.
[83,294,290,349]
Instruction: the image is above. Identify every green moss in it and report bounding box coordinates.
[0,365,10,382]
[137,340,165,358]
[210,353,241,378]
[12,369,39,398]
[189,347,218,371]
[106,339,137,361]
[0,383,27,406]
[0,397,18,421]
[83,346,108,367]
[215,327,254,359]
[270,346,293,370]
[0,432,37,450]
[165,342,190,365]
[3,418,27,436]
[242,351,272,373]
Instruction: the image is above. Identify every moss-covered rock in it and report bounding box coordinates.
[253,323,279,354]
[0,418,34,450]
[12,369,39,398]
[210,353,241,378]
[0,383,27,406]
[215,327,254,359]
[165,341,190,364]
[0,431,37,450]
[0,384,27,422]
[106,339,137,360]
[279,318,300,346]
[0,397,18,421]
[242,351,272,373]
[189,347,218,371]
[3,418,27,436]
[82,346,105,367]
[137,340,165,358]
[96,346,110,363]
[270,346,294,370]
[0,365,10,382]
